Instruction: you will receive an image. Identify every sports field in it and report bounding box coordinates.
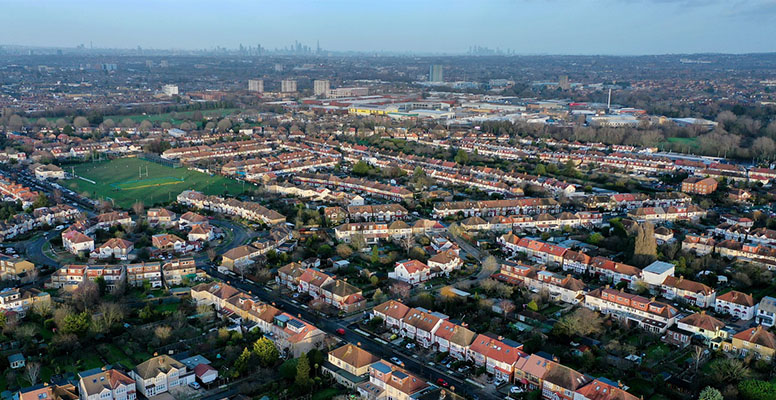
[63,158,245,209]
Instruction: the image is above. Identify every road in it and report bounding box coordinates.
[201,265,499,400]
[192,219,254,264]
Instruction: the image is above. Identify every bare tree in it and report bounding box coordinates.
[207,248,218,263]
[154,325,173,344]
[481,255,500,277]
[94,302,125,333]
[693,345,705,374]
[132,201,145,217]
[389,282,411,299]
[72,279,99,311]
[498,299,516,316]
[32,299,52,318]
[73,116,89,128]
[25,362,41,385]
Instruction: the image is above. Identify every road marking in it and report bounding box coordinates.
[354,328,372,337]
[466,379,485,389]
[374,337,388,345]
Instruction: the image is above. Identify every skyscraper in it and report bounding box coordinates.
[248,79,264,93]
[559,75,570,90]
[313,80,330,96]
[281,79,297,93]
[429,65,443,82]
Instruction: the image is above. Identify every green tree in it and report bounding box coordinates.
[234,347,254,375]
[370,246,379,264]
[32,193,49,209]
[95,276,107,296]
[587,232,604,245]
[527,300,539,312]
[253,337,280,367]
[295,353,311,387]
[738,380,776,400]
[62,311,91,335]
[533,164,546,175]
[698,386,724,400]
[279,358,298,380]
[352,161,370,176]
[454,149,469,165]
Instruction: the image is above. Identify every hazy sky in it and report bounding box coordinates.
[1,0,775,54]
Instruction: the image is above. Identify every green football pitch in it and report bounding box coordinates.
[63,158,246,209]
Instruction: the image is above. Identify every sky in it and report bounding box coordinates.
[1,0,775,55]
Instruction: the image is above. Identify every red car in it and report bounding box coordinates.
[436,378,449,387]
[336,328,346,336]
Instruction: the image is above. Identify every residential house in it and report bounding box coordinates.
[91,238,133,260]
[323,344,380,389]
[62,229,94,255]
[188,223,215,242]
[125,262,162,288]
[715,290,756,320]
[757,296,776,327]
[129,355,193,398]
[541,362,591,400]
[162,258,197,286]
[78,367,136,400]
[725,326,776,360]
[576,378,639,400]
[320,279,366,312]
[357,360,430,400]
[18,383,78,400]
[682,234,715,256]
[0,255,35,280]
[389,260,435,285]
[191,282,241,310]
[660,276,716,308]
[152,234,186,253]
[372,300,411,332]
[670,311,727,347]
[433,320,476,360]
[681,177,718,195]
[147,208,176,227]
[179,211,207,228]
[467,334,525,381]
[400,308,448,348]
[426,250,462,276]
[584,287,678,334]
[221,245,261,269]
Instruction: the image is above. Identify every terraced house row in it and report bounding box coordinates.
[370,300,640,400]
[191,281,326,357]
[432,198,560,218]
[292,173,413,203]
[46,258,199,291]
[459,211,603,233]
[177,190,286,225]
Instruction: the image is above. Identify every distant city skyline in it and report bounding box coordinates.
[1,0,775,55]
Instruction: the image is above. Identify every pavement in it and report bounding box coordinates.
[201,265,500,400]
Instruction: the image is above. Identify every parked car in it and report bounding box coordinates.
[390,357,404,366]
[510,386,524,394]
[436,378,449,387]
[189,382,201,390]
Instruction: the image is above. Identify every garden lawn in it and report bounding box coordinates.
[63,157,245,208]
